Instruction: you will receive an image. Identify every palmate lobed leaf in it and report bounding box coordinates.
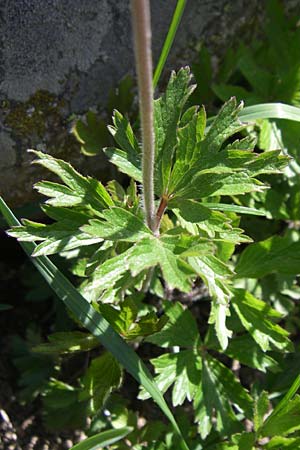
[8,218,103,257]
[82,235,199,299]
[107,69,287,205]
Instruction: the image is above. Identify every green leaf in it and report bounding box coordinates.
[108,110,140,155]
[195,353,253,438]
[81,352,122,413]
[154,67,195,194]
[188,256,233,350]
[146,301,199,348]
[260,395,300,437]
[231,289,292,352]
[263,374,300,426]
[82,207,151,242]
[43,379,89,430]
[254,391,270,432]
[33,331,100,354]
[168,108,206,191]
[0,196,189,450]
[203,97,246,153]
[236,234,300,278]
[99,298,168,340]
[265,436,300,449]
[30,150,113,210]
[35,181,86,207]
[128,236,195,292]
[83,235,195,301]
[104,110,142,180]
[12,331,57,402]
[103,147,142,182]
[202,202,266,216]
[168,97,285,201]
[139,349,202,406]
[72,110,108,156]
[71,427,133,450]
[225,336,281,373]
[8,218,102,257]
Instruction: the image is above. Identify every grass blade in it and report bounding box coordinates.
[239,103,300,122]
[153,0,187,89]
[207,102,300,126]
[71,427,133,450]
[0,196,190,450]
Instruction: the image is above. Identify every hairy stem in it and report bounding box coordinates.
[131,0,156,232]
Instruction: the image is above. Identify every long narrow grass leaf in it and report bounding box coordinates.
[202,202,266,216]
[153,0,187,89]
[207,102,300,126]
[0,196,190,450]
[71,427,133,450]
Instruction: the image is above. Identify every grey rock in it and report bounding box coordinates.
[0,0,299,206]
[0,131,16,169]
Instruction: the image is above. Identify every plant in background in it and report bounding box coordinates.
[1,1,300,449]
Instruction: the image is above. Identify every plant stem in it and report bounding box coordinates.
[131,0,156,232]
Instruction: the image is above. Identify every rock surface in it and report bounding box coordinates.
[0,0,297,206]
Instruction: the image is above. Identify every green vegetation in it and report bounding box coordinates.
[1,0,300,449]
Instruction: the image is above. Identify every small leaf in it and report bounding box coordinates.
[155,67,195,194]
[81,352,122,413]
[72,111,108,156]
[146,301,199,348]
[188,256,233,350]
[194,353,253,438]
[103,147,142,182]
[254,391,270,432]
[43,379,89,430]
[108,110,140,155]
[98,298,168,340]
